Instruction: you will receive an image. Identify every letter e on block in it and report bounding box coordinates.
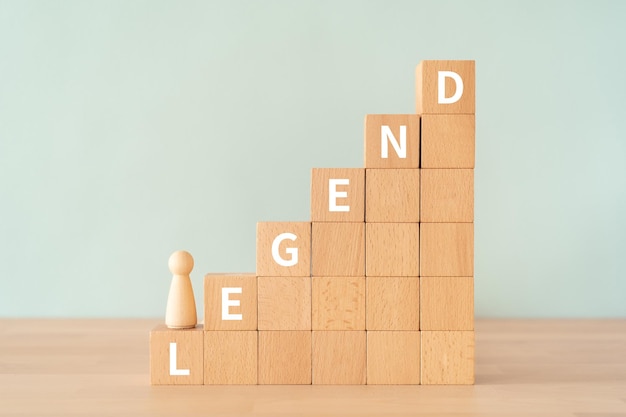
[311,169,364,222]
[364,115,420,168]
[204,274,257,330]
[416,60,475,114]
[257,222,311,276]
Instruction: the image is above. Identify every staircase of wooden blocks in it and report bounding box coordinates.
[150,59,475,385]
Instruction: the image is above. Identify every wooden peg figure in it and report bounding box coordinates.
[165,250,198,329]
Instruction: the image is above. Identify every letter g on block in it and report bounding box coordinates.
[271,232,298,267]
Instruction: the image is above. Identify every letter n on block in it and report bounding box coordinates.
[204,273,257,330]
[256,222,311,276]
[364,115,420,169]
[150,325,203,385]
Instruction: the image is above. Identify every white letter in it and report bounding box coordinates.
[272,232,298,267]
[222,287,243,320]
[169,342,190,376]
[381,125,406,159]
[438,71,464,104]
[329,179,350,212]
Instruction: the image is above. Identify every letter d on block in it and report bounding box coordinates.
[169,342,190,376]
[438,71,464,104]
[271,232,298,267]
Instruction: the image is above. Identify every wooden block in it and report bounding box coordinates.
[204,273,257,331]
[366,277,419,330]
[420,223,473,277]
[311,222,365,277]
[258,276,311,330]
[420,277,474,330]
[366,223,419,277]
[258,331,312,384]
[364,115,420,169]
[256,222,311,277]
[367,331,420,385]
[365,169,419,222]
[421,331,474,385]
[420,169,474,222]
[416,60,475,114]
[421,114,475,168]
[149,325,203,385]
[312,277,365,330]
[204,331,257,385]
[311,168,365,222]
[312,331,366,384]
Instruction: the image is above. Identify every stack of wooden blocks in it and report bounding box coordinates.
[150,59,475,385]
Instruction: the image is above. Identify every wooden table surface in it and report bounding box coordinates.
[0,319,625,416]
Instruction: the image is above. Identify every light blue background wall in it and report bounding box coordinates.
[1,1,624,318]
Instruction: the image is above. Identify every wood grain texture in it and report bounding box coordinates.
[366,277,419,331]
[420,169,474,222]
[312,222,365,277]
[257,276,311,330]
[421,331,474,385]
[2,319,626,415]
[366,223,419,277]
[311,168,365,222]
[150,324,203,385]
[420,223,473,277]
[365,169,420,222]
[420,277,474,331]
[258,331,312,385]
[203,273,257,330]
[364,114,420,169]
[256,222,311,277]
[421,114,475,168]
[312,276,365,330]
[367,331,420,385]
[312,331,366,385]
[204,331,257,385]
[416,60,475,114]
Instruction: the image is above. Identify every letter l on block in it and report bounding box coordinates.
[169,342,190,376]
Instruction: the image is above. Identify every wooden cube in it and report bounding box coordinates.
[258,276,311,330]
[420,223,473,277]
[421,331,474,385]
[312,331,366,384]
[364,115,420,169]
[420,277,474,330]
[367,331,420,385]
[312,222,365,277]
[204,273,257,331]
[421,114,475,168]
[150,325,203,385]
[420,169,474,222]
[257,222,311,277]
[204,331,257,385]
[258,331,312,384]
[365,169,419,222]
[312,276,365,330]
[416,60,475,114]
[366,277,419,330]
[366,223,419,277]
[311,168,365,222]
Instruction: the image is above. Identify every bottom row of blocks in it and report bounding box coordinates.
[150,325,474,385]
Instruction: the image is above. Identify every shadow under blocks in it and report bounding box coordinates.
[150,60,476,385]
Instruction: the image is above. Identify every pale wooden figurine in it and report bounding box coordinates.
[165,250,197,329]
